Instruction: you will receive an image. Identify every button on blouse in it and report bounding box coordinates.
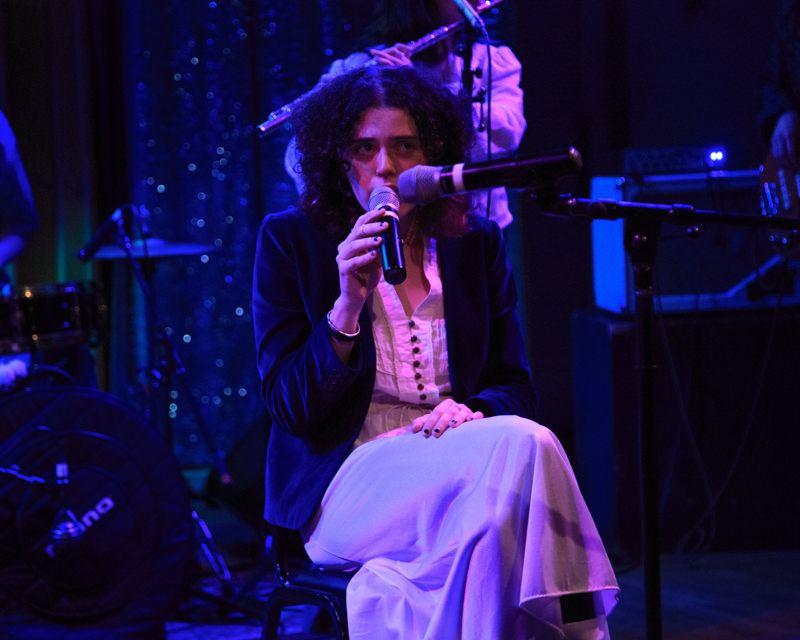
[355,238,453,446]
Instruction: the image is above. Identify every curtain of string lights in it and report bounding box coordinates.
[123,1,366,466]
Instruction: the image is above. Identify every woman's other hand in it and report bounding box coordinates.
[411,399,484,439]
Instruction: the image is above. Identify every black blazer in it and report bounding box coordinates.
[252,209,537,529]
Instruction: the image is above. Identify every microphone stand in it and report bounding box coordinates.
[456,5,490,111]
[459,20,475,102]
[534,192,800,640]
[104,221,256,613]
[106,215,229,473]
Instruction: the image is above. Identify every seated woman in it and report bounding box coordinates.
[252,65,618,639]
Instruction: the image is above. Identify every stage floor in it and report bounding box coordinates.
[2,478,796,639]
[167,540,800,639]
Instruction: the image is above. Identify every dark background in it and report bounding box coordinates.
[1,0,796,553]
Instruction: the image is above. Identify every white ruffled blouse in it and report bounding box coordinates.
[354,238,453,447]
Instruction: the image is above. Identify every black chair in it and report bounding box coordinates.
[261,525,354,640]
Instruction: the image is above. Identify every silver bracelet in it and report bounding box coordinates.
[326,310,360,342]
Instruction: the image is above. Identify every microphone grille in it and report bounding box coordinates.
[398,165,441,204]
[368,186,400,212]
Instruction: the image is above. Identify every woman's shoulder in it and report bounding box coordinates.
[258,207,335,253]
[259,207,313,233]
[258,207,314,246]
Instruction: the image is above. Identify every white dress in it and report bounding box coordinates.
[303,242,619,639]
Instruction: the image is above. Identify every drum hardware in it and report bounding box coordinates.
[0,437,86,548]
[92,208,222,452]
[77,203,217,262]
[1,364,80,398]
[14,280,107,351]
[1,280,106,393]
[77,205,257,617]
[0,388,259,629]
[0,291,24,355]
[92,237,218,261]
[0,387,194,629]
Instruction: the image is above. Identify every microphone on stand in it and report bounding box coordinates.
[398,148,583,204]
[76,208,125,263]
[368,186,406,285]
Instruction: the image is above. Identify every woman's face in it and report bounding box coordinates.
[345,106,426,218]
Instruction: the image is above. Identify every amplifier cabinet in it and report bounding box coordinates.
[590,173,800,314]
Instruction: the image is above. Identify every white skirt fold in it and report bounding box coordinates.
[304,415,619,640]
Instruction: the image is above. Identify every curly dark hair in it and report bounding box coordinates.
[291,65,474,240]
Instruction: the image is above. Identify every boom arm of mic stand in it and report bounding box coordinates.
[540,194,800,231]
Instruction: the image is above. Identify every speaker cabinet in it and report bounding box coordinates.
[572,308,800,560]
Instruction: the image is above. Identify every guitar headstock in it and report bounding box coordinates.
[760,152,800,257]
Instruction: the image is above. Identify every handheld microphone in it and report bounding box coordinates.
[368,186,406,285]
[77,208,124,263]
[398,148,583,204]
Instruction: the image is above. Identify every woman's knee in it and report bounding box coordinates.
[485,414,560,450]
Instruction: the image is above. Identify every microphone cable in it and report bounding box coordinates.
[652,239,788,555]
[673,277,785,555]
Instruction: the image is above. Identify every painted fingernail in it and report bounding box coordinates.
[423,428,430,436]
[450,419,457,424]
[433,427,441,434]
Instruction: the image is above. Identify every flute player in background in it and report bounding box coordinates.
[284,0,526,229]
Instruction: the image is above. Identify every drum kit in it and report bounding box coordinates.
[0,235,216,385]
[0,280,105,363]
[0,227,240,632]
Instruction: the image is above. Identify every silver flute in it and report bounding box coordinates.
[256,0,505,137]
